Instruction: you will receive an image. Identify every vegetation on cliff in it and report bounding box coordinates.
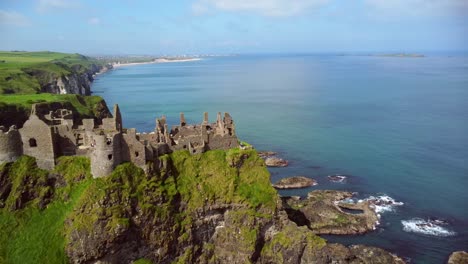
[0,51,106,94]
[0,149,405,264]
[0,156,92,264]
[0,94,111,128]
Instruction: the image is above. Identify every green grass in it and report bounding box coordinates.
[0,93,109,128]
[169,148,277,210]
[0,51,104,94]
[0,93,105,115]
[133,259,153,264]
[0,156,92,264]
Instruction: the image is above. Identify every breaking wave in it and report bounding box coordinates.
[360,195,404,214]
[340,195,404,216]
[401,218,456,237]
[327,175,347,183]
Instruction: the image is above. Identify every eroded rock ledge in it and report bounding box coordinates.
[448,251,468,264]
[273,176,317,189]
[282,190,379,235]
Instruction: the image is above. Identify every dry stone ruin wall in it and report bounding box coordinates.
[0,102,239,178]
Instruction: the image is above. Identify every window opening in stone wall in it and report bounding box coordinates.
[106,138,112,145]
[29,138,37,147]
[108,154,113,160]
[135,151,139,157]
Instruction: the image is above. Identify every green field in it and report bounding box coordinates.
[0,51,104,94]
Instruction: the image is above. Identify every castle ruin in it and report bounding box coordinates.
[0,104,239,178]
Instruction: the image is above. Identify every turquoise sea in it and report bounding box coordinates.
[92,54,468,264]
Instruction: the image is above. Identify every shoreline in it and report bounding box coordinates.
[112,58,202,68]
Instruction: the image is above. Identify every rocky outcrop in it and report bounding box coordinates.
[258,151,289,167]
[448,251,468,264]
[258,151,277,159]
[265,157,289,167]
[283,190,379,235]
[273,176,317,189]
[40,64,111,95]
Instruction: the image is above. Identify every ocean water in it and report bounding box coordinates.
[92,54,468,264]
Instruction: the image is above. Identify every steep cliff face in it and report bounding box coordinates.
[0,51,112,95]
[64,149,405,264]
[35,64,111,95]
[0,149,405,264]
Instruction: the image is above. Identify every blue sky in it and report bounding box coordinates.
[1,0,467,55]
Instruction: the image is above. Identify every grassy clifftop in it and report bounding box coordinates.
[0,94,112,128]
[0,51,105,94]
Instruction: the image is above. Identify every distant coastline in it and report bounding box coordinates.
[112,58,202,68]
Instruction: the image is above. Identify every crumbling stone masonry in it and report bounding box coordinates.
[0,103,239,178]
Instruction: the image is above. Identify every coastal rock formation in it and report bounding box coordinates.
[448,251,468,264]
[40,64,111,95]
[62,151,401,264]
[0,149,405,263]
[258,151,277,159]
[283,190,379,235]
[258,151,289,167]
[265,157,289,167]
[273,176,317,189]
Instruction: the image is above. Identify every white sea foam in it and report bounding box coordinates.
[401,218,456,237]
[327,175,347,183]
[359,195,404,214]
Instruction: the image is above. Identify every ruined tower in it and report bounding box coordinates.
[90,132,122,178]
[90,104,124,178]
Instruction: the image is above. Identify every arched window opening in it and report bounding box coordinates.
[107,154,113,160]
[29,138,37,147]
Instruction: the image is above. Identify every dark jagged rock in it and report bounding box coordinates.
[273,176,317,189]
[448,251,468,264]
[283,190,379,235]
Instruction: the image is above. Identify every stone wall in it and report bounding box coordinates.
[20,115,56,170]
[1,105,240,178]
[0,126,23,164]
[122,128,146,171]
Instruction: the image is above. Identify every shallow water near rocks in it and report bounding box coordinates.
[93,54,468,264]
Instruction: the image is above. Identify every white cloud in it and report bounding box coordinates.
[0,10,30,26]
[365,0,468,17]
[88,17,100,25]
[37,0,80,13]
[192,0,330,17]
